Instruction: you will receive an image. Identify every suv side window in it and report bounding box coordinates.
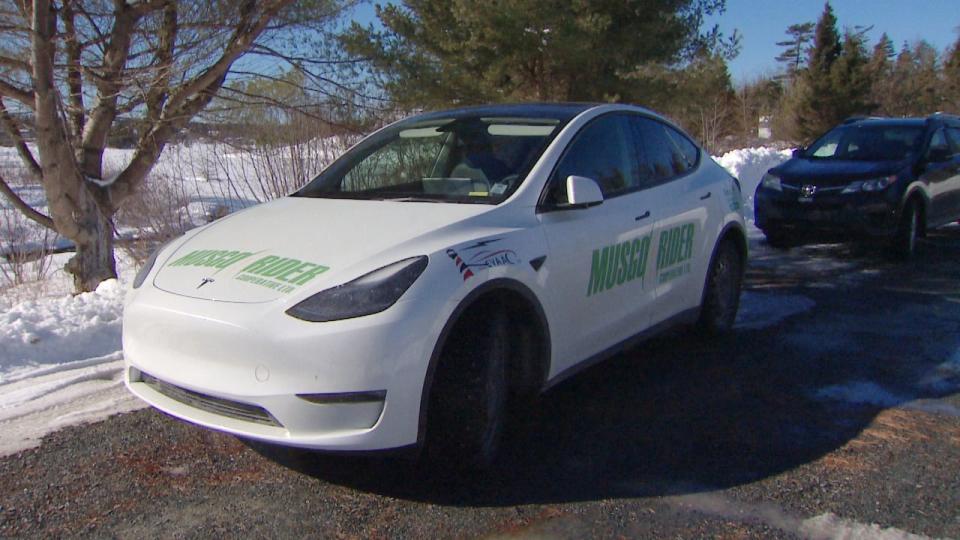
[946,128,960,155]
[546,114,638,204]
[632,117,692,184]
[928,128,949,157]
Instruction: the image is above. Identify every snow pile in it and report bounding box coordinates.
[0,279,143,456]
[0,279,126,381]
[712,147,793,215]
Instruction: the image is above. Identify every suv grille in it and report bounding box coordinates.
[138,371,282,428]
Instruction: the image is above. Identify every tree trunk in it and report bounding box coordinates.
[64,190,117,293]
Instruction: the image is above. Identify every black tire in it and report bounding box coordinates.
[697,240,744,335]
[424,308,508,468]
[762,228,792,249]
[886,200,920,260]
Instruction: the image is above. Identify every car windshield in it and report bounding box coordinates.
[294,115,562,203]
[804,124,924,161]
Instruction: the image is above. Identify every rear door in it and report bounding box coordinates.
[945,127,960,221]
[920,128,960,226]
[631,117,718,325]
[538,113,660,376]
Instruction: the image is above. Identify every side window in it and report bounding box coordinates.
[664,125,699,169]
[547,115,637,204]
[633,117,690,183]
[928,128,948,155]
[946,128,960,155]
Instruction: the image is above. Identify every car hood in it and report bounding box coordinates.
[152,197,490,303]
[772,157,909,187]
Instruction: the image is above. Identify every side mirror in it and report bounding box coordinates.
[565,175,604,208]
[792,147,805,158]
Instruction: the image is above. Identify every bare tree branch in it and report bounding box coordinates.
[0,99,42,180]
[0,78,35,108]
[0,172,55,230]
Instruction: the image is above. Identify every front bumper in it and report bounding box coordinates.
[754,186,899,239]
[122,285,442,451]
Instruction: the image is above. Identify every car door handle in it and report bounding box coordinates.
[635,211,650,221]
[700,192,712,200]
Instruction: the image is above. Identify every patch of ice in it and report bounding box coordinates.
[815,381,904,407]
[735,290,815,330]
[800,512,931,540]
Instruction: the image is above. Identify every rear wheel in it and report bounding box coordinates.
[887,200,920,260]
[425,308,508,468]
[697,240,743,335]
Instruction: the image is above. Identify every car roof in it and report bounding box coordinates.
[410,103,604,123]
[846,114,960,129]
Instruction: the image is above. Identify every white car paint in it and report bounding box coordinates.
[123,103,746,451]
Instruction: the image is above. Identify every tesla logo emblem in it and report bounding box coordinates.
[800,184,817,197]
[197,277,215,289]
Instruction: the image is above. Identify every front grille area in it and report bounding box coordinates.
[138,371,283,428]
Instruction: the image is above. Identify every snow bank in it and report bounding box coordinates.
[712,147,793,215]
[0,279,143,456]
[0,279,125,381]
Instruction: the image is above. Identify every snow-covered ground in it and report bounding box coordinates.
[2,143,916,458]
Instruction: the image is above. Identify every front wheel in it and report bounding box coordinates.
[886,200,920,260]
[697,240,744,335]
[424,309,508,468]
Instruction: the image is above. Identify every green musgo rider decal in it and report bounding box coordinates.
[586,222,697,296]
[587,235,652,296]
[167,249,329,293]
[655,222,695,284]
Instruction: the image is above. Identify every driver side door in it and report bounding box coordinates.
[538,114,660,378]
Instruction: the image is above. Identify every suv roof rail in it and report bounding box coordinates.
[841,115,887,125]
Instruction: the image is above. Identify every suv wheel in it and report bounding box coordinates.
[887,200,920,260]
[697,240,743,335]
[425,308,508,468]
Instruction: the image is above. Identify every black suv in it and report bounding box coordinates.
[754,114,960,258]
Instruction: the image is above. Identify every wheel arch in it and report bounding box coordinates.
[902,188,928,234]
[416,278,552,445]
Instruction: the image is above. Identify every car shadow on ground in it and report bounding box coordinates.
[248,227,960,507]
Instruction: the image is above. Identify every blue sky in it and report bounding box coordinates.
[708,0,960,83]
[349,1,960,86]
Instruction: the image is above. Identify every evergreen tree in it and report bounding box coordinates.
[790,2,844,139]
[774,22,815,81]
[945,35,960,112]
[866,34,896,114]
[830,31,874,117]
[340,0,735,107]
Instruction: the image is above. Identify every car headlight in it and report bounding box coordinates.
[286,256,428,322]
[133,238,176,289]
[842,175,896,194]
[761,172,782,192]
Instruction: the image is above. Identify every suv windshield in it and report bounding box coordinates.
[294,116,561,203]
[804,124,924,162]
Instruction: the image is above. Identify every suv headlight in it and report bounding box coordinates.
[761,172,782,192]
[842,175,896,194]
[286,256,428,322]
